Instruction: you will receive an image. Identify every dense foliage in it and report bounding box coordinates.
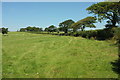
[44,25,58,33]
[0,27,8,34]
[71,16,97,31]
[59,19,75,33]
[20,26,43,32]
[86,2,120,28]
[71,28,118,40]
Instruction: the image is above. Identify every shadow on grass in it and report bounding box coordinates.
[111,59,120,75]
[111,42,120,79]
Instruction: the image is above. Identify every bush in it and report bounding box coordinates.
[1,28,8,34]
[96,28,116,40]
[114,27,120,43]
[71,28,117,40]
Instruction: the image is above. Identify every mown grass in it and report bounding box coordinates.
[2,32,118,78]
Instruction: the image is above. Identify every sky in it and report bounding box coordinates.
[1,0,105,2]
[2,2,107,31]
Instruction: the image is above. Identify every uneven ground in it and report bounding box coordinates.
[2,32,118,78]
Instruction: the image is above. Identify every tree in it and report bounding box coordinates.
[2,27,8,34]
[71,17,96,31]
[44,27,49,32]
[26,26,33,31]
[20,28,26,32]
[39,28,43,32]
[59,19,75,33]
[48,25,57,33]
[32,27,39,32]
[86,2,120,28]
[71,22,81,32]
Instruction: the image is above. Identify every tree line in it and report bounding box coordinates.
[19,2,120,33]
[19,16,97,34]
[20,26,43,32]
[1,2,120,39]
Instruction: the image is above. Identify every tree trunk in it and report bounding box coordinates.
[111,20,117,27]
[81,26,85,31]
[111,13,117,27]
[64,29,68,33]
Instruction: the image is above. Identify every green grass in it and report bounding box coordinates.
[2,32,118,78]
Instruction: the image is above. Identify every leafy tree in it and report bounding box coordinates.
[1,27,8,34]
[20,26,43,32]
[32,27,39,32]
[59,19,75,33]
[47,25,57,33]
[44,27,49,32]
[26,26,33,31]
[71,17,96,31]
[20,28,26,32]
[39,28,43,31]
[25,26,42,32]
[86,2,120,28]
[58,27,63,32]
[71,22,80,32]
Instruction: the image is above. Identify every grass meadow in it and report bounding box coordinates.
[2,32,118,78]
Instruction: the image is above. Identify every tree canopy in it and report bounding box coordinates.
[1,27,8,34]
[86,2,120,28]
[71,17,97,31]
[59,19,75,33]
[20,26,43,32]
[47,25,58,32]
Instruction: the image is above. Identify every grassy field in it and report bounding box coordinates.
[2,32,118,78]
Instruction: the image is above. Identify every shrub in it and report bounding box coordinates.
[72,28,116,40]
[2,28,8,34]
[114,27,120,44]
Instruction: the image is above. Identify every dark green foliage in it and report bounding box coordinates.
[44,27,49,32]
[86,2,120,28]
[59,19,75,33]
[48,25,58,32]
[1,27,8,34]
[114,27,120,44]
[114,27,120,40]
[105,24,118,29]
[48,28,117,40]
[20,28,26,32]
[20,26,43,32]
[44,25,58,33]
[68,28,119,40]
[26,26,33,31]
[71,16,96,31]
[26,26,42,32]
[73,30,97,39]
[96,28,115,40]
